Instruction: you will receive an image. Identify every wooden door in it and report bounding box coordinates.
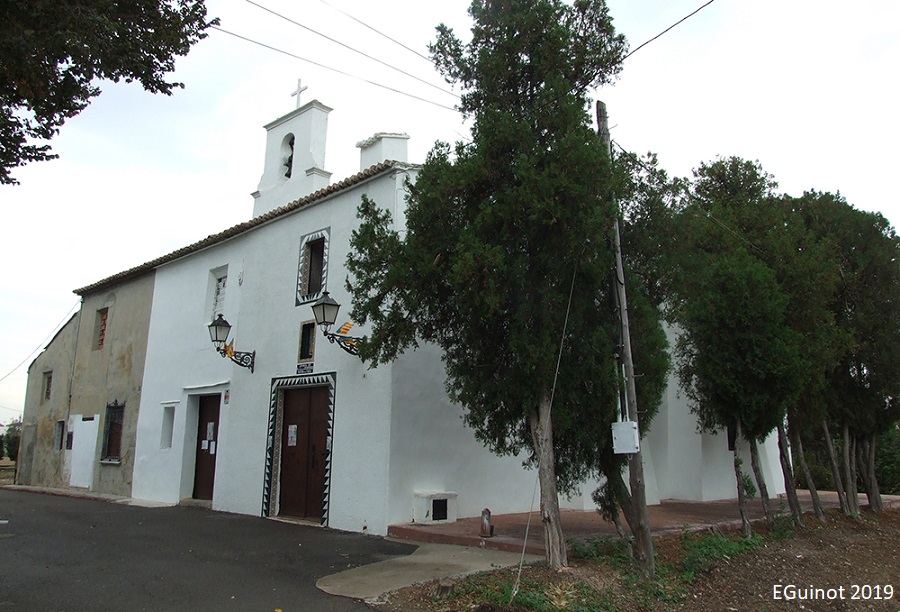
[192,395,220,500]
[279,387,329,519]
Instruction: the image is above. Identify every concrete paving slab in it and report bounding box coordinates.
[316,543,541,602]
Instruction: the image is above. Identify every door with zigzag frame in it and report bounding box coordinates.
[279,386,328,518]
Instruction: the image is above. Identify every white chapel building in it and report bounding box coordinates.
[21,91,785,535]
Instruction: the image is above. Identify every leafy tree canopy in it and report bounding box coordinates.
[795,192,900,435]
[0,0,216,184]
[675,246,804,438]
[346,0,641,491]
[669,158,806,439]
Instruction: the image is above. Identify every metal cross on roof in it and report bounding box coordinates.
[290,78,308,108]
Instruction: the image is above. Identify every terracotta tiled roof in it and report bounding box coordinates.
[74,161,418,295]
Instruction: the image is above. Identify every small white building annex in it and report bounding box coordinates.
[79,93,785,535]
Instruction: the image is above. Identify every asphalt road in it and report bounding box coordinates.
[0,489,417,611]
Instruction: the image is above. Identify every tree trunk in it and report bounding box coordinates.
[776,423,803,527]
[850,434,859,514]
[868,436,883,512]
[822,420,848,513]
[529,394,567,567]
[792,428,826,521]
[749,437,773,526]
[610,474,632,544]
[733,421,753,539]
[856,438,872,504]
[599,463,636,541]
[611,510,630,541]
[859,435,884,512]
[842,423,859,515]
[610,469,636,535]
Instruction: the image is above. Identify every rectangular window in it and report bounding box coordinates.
[212,274,227,321]
[160,405,175,449]
[42,371,53,402]
[65,431,73,450]
[102,401,125,461]
[94,308,109,350]
[296,229,329,304]
[306,238,325,295]
[54,421,65,450]
[299,322,316,361]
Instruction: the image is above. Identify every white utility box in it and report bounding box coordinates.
[612,420,640,454]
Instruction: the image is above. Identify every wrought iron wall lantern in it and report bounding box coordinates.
[311,291,362,356]
[208,314,256,373]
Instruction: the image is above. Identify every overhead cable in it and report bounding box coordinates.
[211,26,458,112]
[0,301,80,384]
[625,0,717,60]
[244,0,458,99]
[315,0,433,64]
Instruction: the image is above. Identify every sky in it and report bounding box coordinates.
[1,0,898,424]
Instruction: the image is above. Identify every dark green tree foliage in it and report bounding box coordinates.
[615,152,688,309]
[675,247,802,438]
[350,0,627,477]
[670,158,804,441]
[346,0,632,566]
[667,158,810,530]
[0,0,216,184]
[796,192,900,511]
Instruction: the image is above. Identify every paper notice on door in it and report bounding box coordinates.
[209,441,216,455]
[201,440,209,450]
[288,424,298,447]
[206,422,215,440]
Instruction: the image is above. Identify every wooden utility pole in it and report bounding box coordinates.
[596,100,655,577]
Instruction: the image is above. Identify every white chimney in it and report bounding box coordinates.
[252,100,333,218]
[356,132,410,171]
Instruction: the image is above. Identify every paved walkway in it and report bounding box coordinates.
[388,490,900,556]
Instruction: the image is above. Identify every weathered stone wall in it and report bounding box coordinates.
[17,313,79,487]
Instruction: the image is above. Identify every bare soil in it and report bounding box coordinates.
[372,508,900,611]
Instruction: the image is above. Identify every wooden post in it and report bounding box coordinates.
[596,101,655,577]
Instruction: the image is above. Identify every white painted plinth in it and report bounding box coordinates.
[413,491,458,524]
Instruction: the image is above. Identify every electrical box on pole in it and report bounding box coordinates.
[612,420,640,455]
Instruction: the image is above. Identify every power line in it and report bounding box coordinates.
[218,0,717,119]
[315,0,433,64]
[625,0,717,60]
[0,301,80,384]
[210,26,458,112]
[244,0,458,100]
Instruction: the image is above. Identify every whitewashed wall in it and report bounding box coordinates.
[645,326,786,501]
[132,166,416,534]
[387,342,541,524]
